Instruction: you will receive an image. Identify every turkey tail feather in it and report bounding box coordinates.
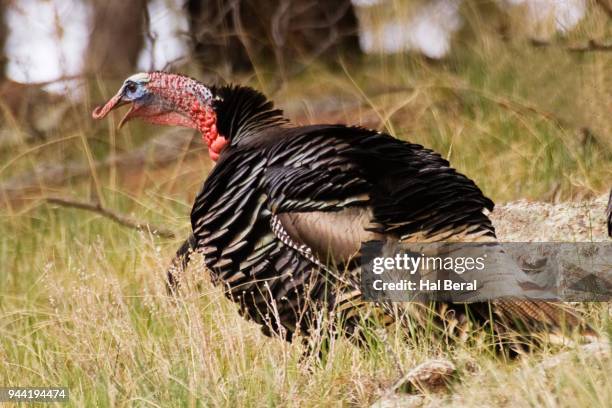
[491,299,597,341]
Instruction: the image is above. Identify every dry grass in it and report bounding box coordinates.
[1,3,611,407]
[1,210,610,407]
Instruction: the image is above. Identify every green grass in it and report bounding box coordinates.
[1,3,611,406]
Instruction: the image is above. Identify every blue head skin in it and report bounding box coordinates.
[92,73,155,127]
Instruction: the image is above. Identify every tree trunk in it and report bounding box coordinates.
[85,0,148,79]
[185,0,359,77]
[0,0,8,82]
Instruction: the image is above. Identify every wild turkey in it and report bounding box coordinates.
[93,72,594,344]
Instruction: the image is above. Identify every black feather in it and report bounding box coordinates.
[211,85,288,145]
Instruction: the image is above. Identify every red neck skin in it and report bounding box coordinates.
[147,73,228,161]
[190,102,228,161]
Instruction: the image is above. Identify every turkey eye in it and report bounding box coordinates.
[126,83,137,93]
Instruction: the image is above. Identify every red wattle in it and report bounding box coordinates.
[210,135,227,153]
[208,148,220,161]
[190,104,227,162]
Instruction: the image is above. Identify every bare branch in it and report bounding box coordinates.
[530,38,612,53]
[44,196,176,238]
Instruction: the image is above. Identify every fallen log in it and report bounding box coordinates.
[0,128,199,204]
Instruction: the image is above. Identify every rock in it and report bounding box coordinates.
[490,194,609,242]
[370,394,424,408]
[538,341,610,371]
[370,359,455,408]
[395,359,456,392]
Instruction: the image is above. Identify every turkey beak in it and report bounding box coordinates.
[92,89,141,129]
[117,103,137,129]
